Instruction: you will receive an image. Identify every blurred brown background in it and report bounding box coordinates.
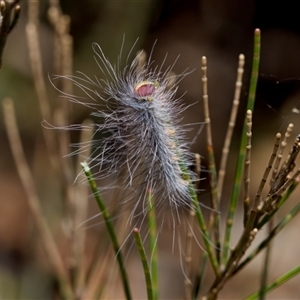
[1,0,300,298]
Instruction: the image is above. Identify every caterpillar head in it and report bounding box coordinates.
[134,81,159,102]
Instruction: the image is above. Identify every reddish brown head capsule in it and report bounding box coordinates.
[134,81,157,99]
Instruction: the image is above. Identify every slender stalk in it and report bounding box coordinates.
[189,182,219,277]
[74,120,94,294]
[258,219,273,300]
[247,29,261,109]
[245,265,300,300]
[133,228,154,300]
[206,228,259,299]
[192,253,208,300]
[233,199,300,275]
[252,133,281,216]
[270,124,294,187]
[177,140,219,276]
[243,110,252,226]
[3,98,74,299]
[81,162,132,300]
[222,29,261,266]
[190,154,207,300]
[260,169,300,220]
[252,133,300,230]
[82,241,114,299]
[217,54,245,200]
[147,191,158,300]
[184,208,195,300]
[26,1,59,172]
[47,1,74,189]
[201,56,220,264]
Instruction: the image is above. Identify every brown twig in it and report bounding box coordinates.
[26,2,59,171]
[243,110,252,226]
[252,133,281,216]
[270,124,293,187]
[73,120,94,297]
[201,56,220,263]
[217,54,245,200]
[2,98,74,299]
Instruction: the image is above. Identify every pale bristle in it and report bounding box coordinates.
[52,42,196,220]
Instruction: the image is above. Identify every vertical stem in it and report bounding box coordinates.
[222,29,261,266]
[81,162,132,300]
[184,209,195,300]
[243,110,253,226]
[201,56,220,263]
[217,54,245,200]
[133,228,154,300]
[189,182,219,277]
[258,220,273,300]
[3,99,74,299]
[147,191,158,300]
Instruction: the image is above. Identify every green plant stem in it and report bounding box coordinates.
[245,265,300,300]
[178,152,219,276]
[133,228,154,300]
[192,253,208,300]
[188,181,220,277]
[147,192,158,300]
[259,220,273,300]
[81,162,132,300]
[222,29,261,266]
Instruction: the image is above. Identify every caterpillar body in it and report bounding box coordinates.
[56,42,196,222]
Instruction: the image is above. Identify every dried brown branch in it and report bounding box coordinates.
[217,54,245,199]
[243,110,252,226]
[26,2,59,171]
[201,56,220,262]
[2,98,74,299]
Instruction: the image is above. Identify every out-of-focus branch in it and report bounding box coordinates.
[2,98,74,300]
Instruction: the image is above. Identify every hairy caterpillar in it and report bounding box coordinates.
[54,42,197,225]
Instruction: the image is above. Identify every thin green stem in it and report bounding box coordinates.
[81,162,132,300]
[245,265,300,300]
[147,191,158,300]
[184,209,196,300]
[178,148,219,276]
[133,228,154,300]
[259,220,273,300]
[189,182,219,277]
[192,253,208,300]
[222,29,261,266]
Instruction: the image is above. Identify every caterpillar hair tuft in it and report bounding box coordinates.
[53,42,197,222]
